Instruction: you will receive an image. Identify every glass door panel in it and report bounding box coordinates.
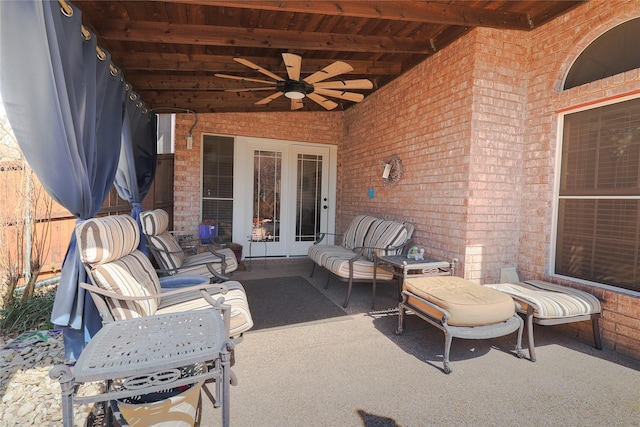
[288,145,331,255]
[295,153,323,242]
[253,150,282,242]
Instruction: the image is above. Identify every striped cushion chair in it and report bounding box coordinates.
[322,218,410,308]
[76,215,253,339]
[308,215,380,269]
[485,278,602,362]
[140,209,238,282]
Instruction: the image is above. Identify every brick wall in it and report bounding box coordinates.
[173,0,640,359]
[465,28,528,282]
[342,32,475,266]
[342,28,528,284]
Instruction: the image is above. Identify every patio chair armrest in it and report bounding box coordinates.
[199,292,232,334]
[155,257,229,279]
[150,245,196,258]
[204,246,227,258]
[80,282,228,302]
[313,232,344,245]
[174,236,201,246]
[80,283,116,324]
[349,246,368,262]
[206,264,231,282]
[160,282,229,297]
[205,247,231,271]
[352,242,407,261]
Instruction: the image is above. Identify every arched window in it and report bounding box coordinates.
[564,18,640,90]
[555,19,640,293]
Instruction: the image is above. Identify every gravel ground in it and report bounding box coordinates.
[0,331,98,426]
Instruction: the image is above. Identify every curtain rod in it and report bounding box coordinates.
[57,0,151,115]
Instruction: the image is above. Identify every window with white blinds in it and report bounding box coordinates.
[555,97,640,292]
[202,135,234,242]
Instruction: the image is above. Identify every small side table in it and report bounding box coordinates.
[373,255,457,307]
[248,236,268,271]
[50,309,233,427]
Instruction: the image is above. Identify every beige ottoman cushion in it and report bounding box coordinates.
[403,276,515,327]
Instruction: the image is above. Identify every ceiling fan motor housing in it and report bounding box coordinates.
[278,79,315,98]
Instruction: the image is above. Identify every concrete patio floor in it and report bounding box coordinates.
[199,258,640,427]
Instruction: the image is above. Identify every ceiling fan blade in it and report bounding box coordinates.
[314,88,364,103]
[214,73,275,85]
[306,92,338,110]
[282,53,302,81]
[304,61,354,84]
[314,79,373,90]
[234,58,284,82]
[291,98,304,110]
[225,87,277,92]
[255,92,284,105]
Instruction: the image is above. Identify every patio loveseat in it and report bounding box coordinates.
[308,214,414,307]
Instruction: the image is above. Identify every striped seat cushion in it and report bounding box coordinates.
[324,254,394,281]
[179,248,238,275]
[77,216,162,320]
[90,250,161,320]
[148,233,186,272]
[140,208,169,236]
[485,280,601,319]
[361,220,408,260]
[308,245,354,268]
[141,209,238,276]
[342,215,379,250]
[76,215,140,266]
[404,276,515,327]
[158,281,254,336]
[140,209,186,272]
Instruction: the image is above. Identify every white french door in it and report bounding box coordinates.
[234,137,335,258]
[288,144,333,255]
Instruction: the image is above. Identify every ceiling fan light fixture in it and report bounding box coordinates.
[284,90,305,99]
[282,80,307,99]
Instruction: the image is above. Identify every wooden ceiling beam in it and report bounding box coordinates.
[145,98,325,113]
[127,74,378,91]
[150,104,309,114]
[160,0,535,30]
[94,19,436,54]
[112,53,402,75]
[142,90,355,106]
[142,90,298,102]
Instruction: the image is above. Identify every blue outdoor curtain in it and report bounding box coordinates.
[0,0,152,361]
[115,96,158,254]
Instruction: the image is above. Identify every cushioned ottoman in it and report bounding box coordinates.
[485,280,602,361]
[397,276,524,374]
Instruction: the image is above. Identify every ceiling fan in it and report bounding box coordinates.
[215,53,374,111]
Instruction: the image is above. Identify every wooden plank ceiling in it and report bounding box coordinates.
[72,0,584,113]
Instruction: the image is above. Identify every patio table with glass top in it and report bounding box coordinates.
[49,309,233,427]
[373,254,457,306]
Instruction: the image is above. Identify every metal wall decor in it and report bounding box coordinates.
[382,154,403,187]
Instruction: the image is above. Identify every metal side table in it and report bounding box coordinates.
[373,255,458,306]
[50,309,233,427]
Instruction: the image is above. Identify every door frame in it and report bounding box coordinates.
[232,136,337,258]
